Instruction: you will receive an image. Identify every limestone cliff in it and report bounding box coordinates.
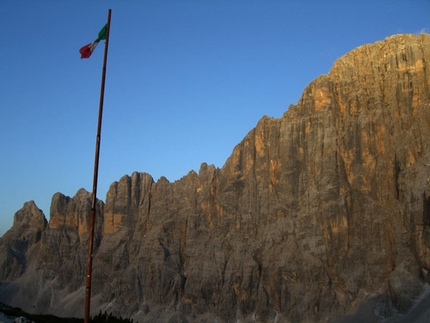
[1,34,430,323]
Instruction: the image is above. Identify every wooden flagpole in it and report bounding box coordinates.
[84,9,112,323]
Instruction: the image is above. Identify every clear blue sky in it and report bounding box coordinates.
[0,0,429,236]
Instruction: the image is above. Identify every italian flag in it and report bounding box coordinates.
[79,24,107,59]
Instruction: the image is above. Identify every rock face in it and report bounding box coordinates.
[0,201,46,282]
[1,33,430,323]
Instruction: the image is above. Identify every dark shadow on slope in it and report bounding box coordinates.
[330,286,430,323]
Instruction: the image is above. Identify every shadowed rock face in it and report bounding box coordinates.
[1,34,430,323]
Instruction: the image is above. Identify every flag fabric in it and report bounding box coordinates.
[79,24,107,59]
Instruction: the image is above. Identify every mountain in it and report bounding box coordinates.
[1,33,430,323]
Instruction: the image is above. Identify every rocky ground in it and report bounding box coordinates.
[0,314,33,323]
[0,303,33,323]
[0,303,81,323]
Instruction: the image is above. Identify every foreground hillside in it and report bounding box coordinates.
[1,33,430,323]
[0,302,133,323]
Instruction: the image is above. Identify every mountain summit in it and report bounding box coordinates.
[1,34,430,323]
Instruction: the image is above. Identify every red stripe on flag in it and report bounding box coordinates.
[79,43,93,59]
